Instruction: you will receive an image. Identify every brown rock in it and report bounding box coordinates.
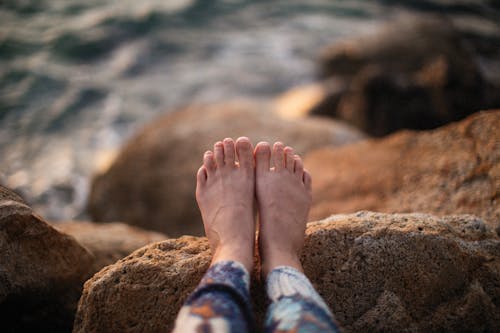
[273,83,329,119]
[311,16,498,136]
[88,100,365,237]
[73,212,500,332]
[306,110,500,231]
[55,221,168,272]
[0,185,94,332]
[0,184,26,203]
[74,236,211,333]
[319,16,472,78]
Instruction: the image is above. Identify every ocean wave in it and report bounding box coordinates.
[0,0,498,221]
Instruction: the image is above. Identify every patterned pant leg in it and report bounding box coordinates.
[265,266,341,333]
[172,261,253,333]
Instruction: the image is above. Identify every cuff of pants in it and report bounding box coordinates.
[265,266,340,332]
[174,261,253,333]
[191,260,251,302]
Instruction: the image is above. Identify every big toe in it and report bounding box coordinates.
[255,142,271,174]
[236,137,254,171]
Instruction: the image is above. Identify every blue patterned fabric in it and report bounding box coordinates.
[265,266,340,333]
[172,261,253,333]
[173,261,340,333]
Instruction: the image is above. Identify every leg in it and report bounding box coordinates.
[255,142,340,333]
[173,137,256,333]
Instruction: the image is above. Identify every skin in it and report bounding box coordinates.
[254,141,312,277]
[196,137,256,272]
[195,137,312,277]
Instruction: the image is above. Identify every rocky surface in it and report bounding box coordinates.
[0,185,95,332]
[88,100,366,237]
[309,16,499,136]
[55,221,168,272]
[74,236,211,333]
[0,184,26,203]
[305,110,500,231]
[73,212,500,333]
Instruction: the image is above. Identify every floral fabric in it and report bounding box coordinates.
[173,261,340,333]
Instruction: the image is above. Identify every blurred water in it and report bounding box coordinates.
[0,0,498,221]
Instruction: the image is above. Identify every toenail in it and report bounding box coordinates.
[238,138,251,146]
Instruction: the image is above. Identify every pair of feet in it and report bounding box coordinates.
[196,137,312,277]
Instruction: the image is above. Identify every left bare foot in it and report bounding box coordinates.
[195,137,255,272]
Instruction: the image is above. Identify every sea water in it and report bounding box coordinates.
[0,0,498,220]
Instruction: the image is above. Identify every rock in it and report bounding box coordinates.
[306,110,500,231]
[73,212,500,332]
[304,212,500,332]
[0,184,26,203]
[273,83,329,119]
[88,100,366,237]
[73,236,211,333]
[320,16,472,79]
[311,16,499,136]
[55,221,168,272]
[0,185,94,332]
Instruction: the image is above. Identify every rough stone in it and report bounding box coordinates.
[0,184,26,203]
[73,212,500,333]
[0,185,95,332]
[88,100,365,236]
[311,16,499,136]
[305,110,500,231]
[73,236,211,333]
[55,221,168,272]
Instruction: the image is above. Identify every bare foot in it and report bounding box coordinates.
[255,142,312,277]
[196,137,255,272]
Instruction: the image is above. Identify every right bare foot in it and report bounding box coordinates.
[196,137,256,273]
[254,142,312,278]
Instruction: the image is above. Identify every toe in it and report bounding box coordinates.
[284,147,294,172]
[223,138,236,166]
[303,170,312,192]
[196,166,208,187]
[236,137,254,171]
[203,151,216,174]
[255,142,271,174]
[214,141,225,167]
[293,154,304,177]
[273,142,285,171]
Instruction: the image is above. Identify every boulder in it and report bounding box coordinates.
[0,185,95,332]
[88,100,365,236]
[273,83,329,119]
[0,184,26,203]
[310,16,499,136]
[55,221,167,272]
[73,212,500,332]
[306,110,500,231]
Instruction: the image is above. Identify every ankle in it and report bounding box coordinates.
[261,251,303,278]
[212,245,254,273]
